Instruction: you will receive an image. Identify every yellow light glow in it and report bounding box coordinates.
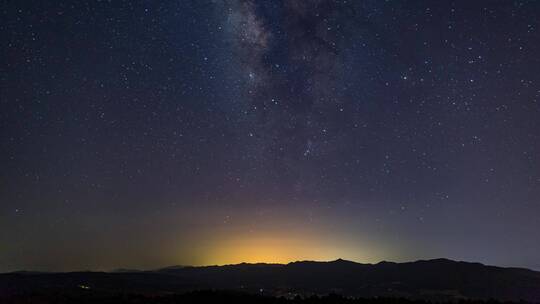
[197,231,381,266]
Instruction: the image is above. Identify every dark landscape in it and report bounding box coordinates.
[3,259,540,303]
[3,1,540,303]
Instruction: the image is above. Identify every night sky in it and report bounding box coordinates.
[2,1,540,272]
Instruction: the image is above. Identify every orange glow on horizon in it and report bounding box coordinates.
[196,232,386,266]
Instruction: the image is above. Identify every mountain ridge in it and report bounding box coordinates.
[5,258,537,274]
[156,258,538,273]
[2,258,540,302]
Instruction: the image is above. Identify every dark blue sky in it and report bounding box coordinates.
[1,0,540,272]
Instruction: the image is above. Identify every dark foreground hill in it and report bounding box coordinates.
[0,290,533,304]
[2,259,540,302]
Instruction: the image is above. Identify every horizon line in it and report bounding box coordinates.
[3,257,539,274]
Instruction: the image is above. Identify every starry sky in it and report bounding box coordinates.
[2,0,540,272]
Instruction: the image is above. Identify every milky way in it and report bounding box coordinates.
[2,1,540,271]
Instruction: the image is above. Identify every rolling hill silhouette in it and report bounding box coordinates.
[2,259,540,302]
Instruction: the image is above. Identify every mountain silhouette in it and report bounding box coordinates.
[2,259,540,302]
